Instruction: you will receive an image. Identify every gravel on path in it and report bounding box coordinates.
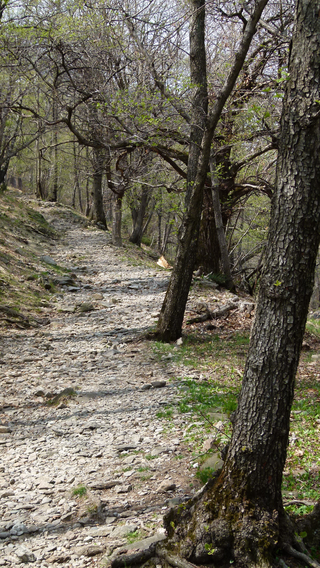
[0,204,195,567]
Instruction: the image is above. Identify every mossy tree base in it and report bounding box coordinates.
[159,474,294,568]
[109,478,320,568]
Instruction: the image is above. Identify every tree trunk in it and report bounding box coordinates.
[210,155,235,290]
[155,0,208,341]
[36,148,44,200]
[48,90,58,202]
[157,210,162,252]
[160,2,320,566]
[310,264,320,310]
[196,184,220,274]
[161,216,172,256]
[112,192,123,247]
[89,147,107,227]
[0,160,9,190]
[85,147,90,216]
[72,140,83,212]
[129,186,151,246]
[155,0,269,341]
[142,198,155,236]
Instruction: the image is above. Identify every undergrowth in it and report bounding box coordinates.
[153,328,320,517]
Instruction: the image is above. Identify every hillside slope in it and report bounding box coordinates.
[0,189,88,328]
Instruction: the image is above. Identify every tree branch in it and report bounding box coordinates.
[208,0,271,135]
[233,144,277,173]
[123,12,191,124]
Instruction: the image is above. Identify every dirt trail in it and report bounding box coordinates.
[0,201,196,567]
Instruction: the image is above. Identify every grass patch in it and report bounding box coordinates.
[282,375,320,516]
[152,331,245,454]
[156,408,174,419]
[72,485,87,497]
[126,530,145,544]
[177,378,238,417]
[283,471,319,515]
[152,332,249,372]
[306,318,320,339]
[152,328,320,514]
[195,467,216,485]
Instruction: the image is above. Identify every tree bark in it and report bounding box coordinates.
[155,0,208,341]
[72,139,83,212]
[129,186,151,246]
[48,88,59,202]
[160,2,320,566]
[0,160,9,190]
[161,216,172,256]
[112,192,123,247]
[155,0,270,342]
[210,155,235,290]
[196,184,220,274]
[89,147,107,227]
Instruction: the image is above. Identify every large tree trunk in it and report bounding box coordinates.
[154,0,269,342]
[160,2,320,566]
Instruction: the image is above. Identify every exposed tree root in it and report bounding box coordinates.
[110,547,155,568]
[283,544,320,568]
[108,494,320,568]
[278,560,290,568]
[156,549,199,568]
[296,501,320,550]
[108,539,319,568]
[284,499,315,507]
[186,301,238,324]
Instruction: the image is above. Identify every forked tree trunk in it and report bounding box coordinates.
[160,2,320,566]
[154,0,269,342]
[155,0,208,341]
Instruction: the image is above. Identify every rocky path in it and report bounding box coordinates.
[0,204,195,567]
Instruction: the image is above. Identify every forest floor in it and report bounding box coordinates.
[0,189,320,567]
